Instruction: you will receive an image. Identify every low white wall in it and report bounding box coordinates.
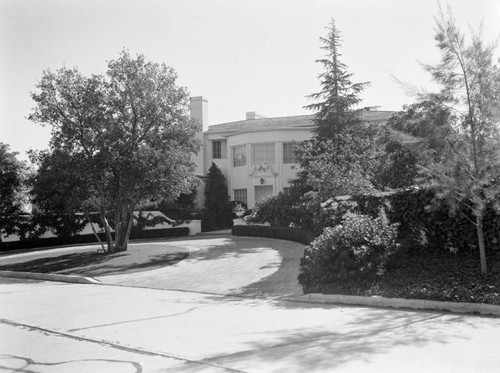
[2,212,201,242]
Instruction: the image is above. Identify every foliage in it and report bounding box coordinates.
[247,192,314,230]
[0,227,189,252]
[29,50,200,252]
[175,187,197,208]
[295,18,390,200]
[302,238,500,305]
[324,188,500,256]
[299,214,399,289]
[296,134,382,199]
[29,149,90,238]
[203,162,232,230]
[305,19,371,139]
[232,225,316,245]
[0,143,28,240]
[419,5,500,273]
[386,100,456,159]
[373,140,420,190]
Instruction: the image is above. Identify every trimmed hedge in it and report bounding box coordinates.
[0,227,189,252]
[232,225,316,245]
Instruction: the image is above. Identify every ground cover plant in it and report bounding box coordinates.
[302,243,500,306]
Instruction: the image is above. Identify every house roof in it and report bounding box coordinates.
[207,111,395,134]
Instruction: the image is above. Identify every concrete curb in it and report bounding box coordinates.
[286,293,500,317]
[0,270,102,285]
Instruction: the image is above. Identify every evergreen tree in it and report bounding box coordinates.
[420,5,500,273]
[306,19,371,139]
[295,19,381,198]
[204,162,231,229]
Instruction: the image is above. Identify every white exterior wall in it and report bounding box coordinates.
[204,128,312,208]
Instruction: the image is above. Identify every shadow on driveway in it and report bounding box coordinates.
[0,246,188,277]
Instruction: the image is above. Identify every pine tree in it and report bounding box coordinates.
[306,19,371,139]
[420,5,500,273]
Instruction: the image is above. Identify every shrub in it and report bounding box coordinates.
[247,192,315,230]
[232,225,316,245]
[299,214,399,290]
[0,227,189,252]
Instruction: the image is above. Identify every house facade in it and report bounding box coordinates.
[190,96,394,209]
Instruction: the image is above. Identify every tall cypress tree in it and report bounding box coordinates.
[305,19,371,139]
[204,162,231,229]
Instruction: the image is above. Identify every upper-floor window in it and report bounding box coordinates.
[283,142,298,164]
[212,141,222,159]
[252,143,275,165]
[233,145,246,167]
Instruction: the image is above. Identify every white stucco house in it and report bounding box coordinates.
[190,96,394,209]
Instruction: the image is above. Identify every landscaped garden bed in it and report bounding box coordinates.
[302,245,500,306]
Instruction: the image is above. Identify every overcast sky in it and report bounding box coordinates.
[1,0,500,160]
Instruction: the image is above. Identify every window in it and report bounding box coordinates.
[212,141,222,159]
[233,145,246,167]
[283,187,291,195]
[234,189,247,205]
[283,143,298,164]
[252,143,275,165]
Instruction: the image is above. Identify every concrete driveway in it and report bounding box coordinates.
[0,235,305,298]
[97,235,305,298]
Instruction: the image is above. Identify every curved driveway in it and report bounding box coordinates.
[0,234,306,298]
[99,235,305,298]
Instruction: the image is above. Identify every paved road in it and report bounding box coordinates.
[2,277,500,372]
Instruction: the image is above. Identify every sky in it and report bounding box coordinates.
[1,0,500,161]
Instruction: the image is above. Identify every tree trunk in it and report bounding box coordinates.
[98,187,114,252]
[83,210,106,253]
[476,214,487,274]
[99,205,113,252]
[113,207,133,252]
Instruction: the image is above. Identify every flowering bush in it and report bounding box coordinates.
[299,213,399,289]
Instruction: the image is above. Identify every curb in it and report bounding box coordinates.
[0,270,102,285]
[286,293,500,317]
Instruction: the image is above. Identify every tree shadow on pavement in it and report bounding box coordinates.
[197,300,488,372]
[0,251,188,277]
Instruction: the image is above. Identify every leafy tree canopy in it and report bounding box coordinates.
[0,143,28,239]
[29,50,201,252]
